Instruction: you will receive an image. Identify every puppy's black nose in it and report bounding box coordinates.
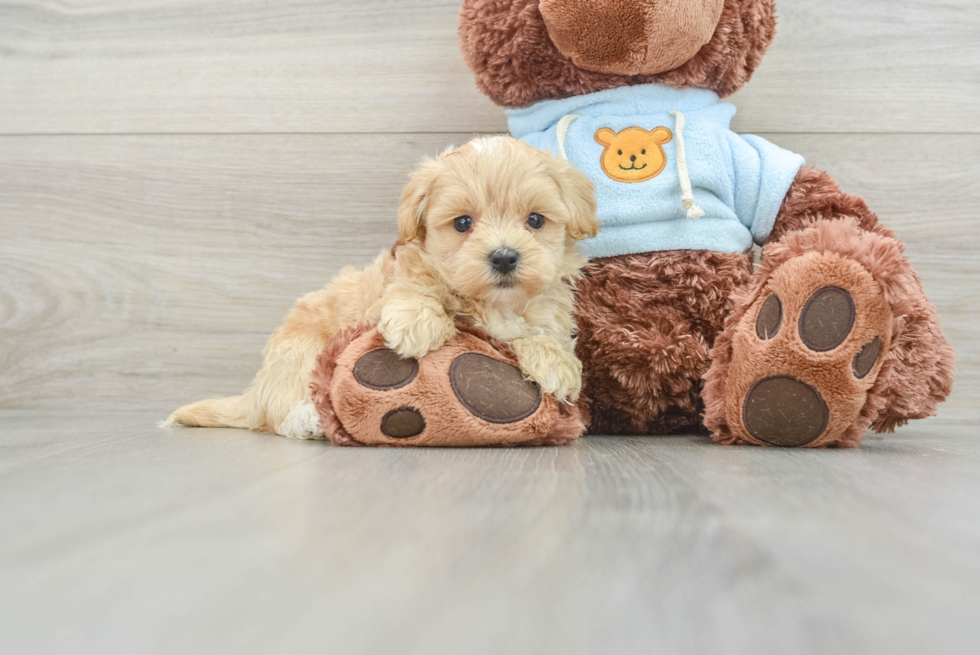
[489,248,520,274]
[630,155,637,162]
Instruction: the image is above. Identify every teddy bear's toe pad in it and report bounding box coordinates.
[853,337,882,379]
[353,348,418,390]
[450,353,541,423]
[381,407,426,438]
[725,251,892,448]
[755,293,783,339]
[799,287,855,352]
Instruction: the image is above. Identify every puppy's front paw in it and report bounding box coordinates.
[379,297,456,359]
[511,335,582,404]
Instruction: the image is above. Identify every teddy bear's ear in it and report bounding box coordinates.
[651,127,673,145]
[396,155,444,243]
[594,127,616,147]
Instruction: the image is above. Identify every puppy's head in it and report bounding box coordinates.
[397,136,597,302]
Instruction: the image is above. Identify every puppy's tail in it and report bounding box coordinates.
[164,396,250,430]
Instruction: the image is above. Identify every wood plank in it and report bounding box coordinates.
[0,133,977,418]
[728,0,980,134]
[0,0,977,135]
[1,412,979,653]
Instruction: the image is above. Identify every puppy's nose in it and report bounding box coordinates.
[630,155,637,162]
[489,248,520,274]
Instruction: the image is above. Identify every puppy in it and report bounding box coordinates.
[167,136,598,438]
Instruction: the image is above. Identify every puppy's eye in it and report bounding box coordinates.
[453,216,473,233]
[617,150,623,155]
[526,213,545,230]
[641,149,646,155]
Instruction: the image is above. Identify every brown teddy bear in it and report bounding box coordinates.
[459,0,955,447]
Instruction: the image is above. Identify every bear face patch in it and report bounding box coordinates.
[594,126,673,183]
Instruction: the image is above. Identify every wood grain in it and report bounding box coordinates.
[1,133,977,418]
[1,412,979,654]
[0,0,978,135]
[1,3,977,652]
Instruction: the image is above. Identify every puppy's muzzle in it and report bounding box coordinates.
[489,248,520,275]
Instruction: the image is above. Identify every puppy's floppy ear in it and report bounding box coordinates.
[552,159,599,241]
[397,154,445,243]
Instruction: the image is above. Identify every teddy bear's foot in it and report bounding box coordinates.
[310,323,586,447]
[719,251,893,447]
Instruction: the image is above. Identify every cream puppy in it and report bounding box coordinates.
[167,136,598,438]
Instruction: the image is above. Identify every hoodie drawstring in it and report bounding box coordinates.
[556,114,580,160]
[670,110,704,220]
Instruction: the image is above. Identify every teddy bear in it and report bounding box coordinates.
[458,0,955,447]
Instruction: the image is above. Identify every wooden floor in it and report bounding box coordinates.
[2,1,979,652]
[1,412,978,654]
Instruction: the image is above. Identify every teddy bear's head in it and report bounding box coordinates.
[459,0,777,108]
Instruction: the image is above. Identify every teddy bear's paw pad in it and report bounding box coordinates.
[798,287,855,352]
[353,348,418,390]
[742,376,830,447]
[724,251,893,448]
[381,406,426,438]
[450,353,542,423]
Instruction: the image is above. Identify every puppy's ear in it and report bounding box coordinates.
[397,155,445,243]
[552,160,599,241]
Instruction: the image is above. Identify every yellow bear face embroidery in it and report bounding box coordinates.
[594,126,674,183]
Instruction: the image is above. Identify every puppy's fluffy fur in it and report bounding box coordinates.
[167,136,598,438]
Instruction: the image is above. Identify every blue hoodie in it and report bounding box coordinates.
[506,84,805,259]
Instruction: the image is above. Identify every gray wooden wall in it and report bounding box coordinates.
[1,0,978,421]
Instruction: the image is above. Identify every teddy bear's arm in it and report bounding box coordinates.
[767,165,885,245]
